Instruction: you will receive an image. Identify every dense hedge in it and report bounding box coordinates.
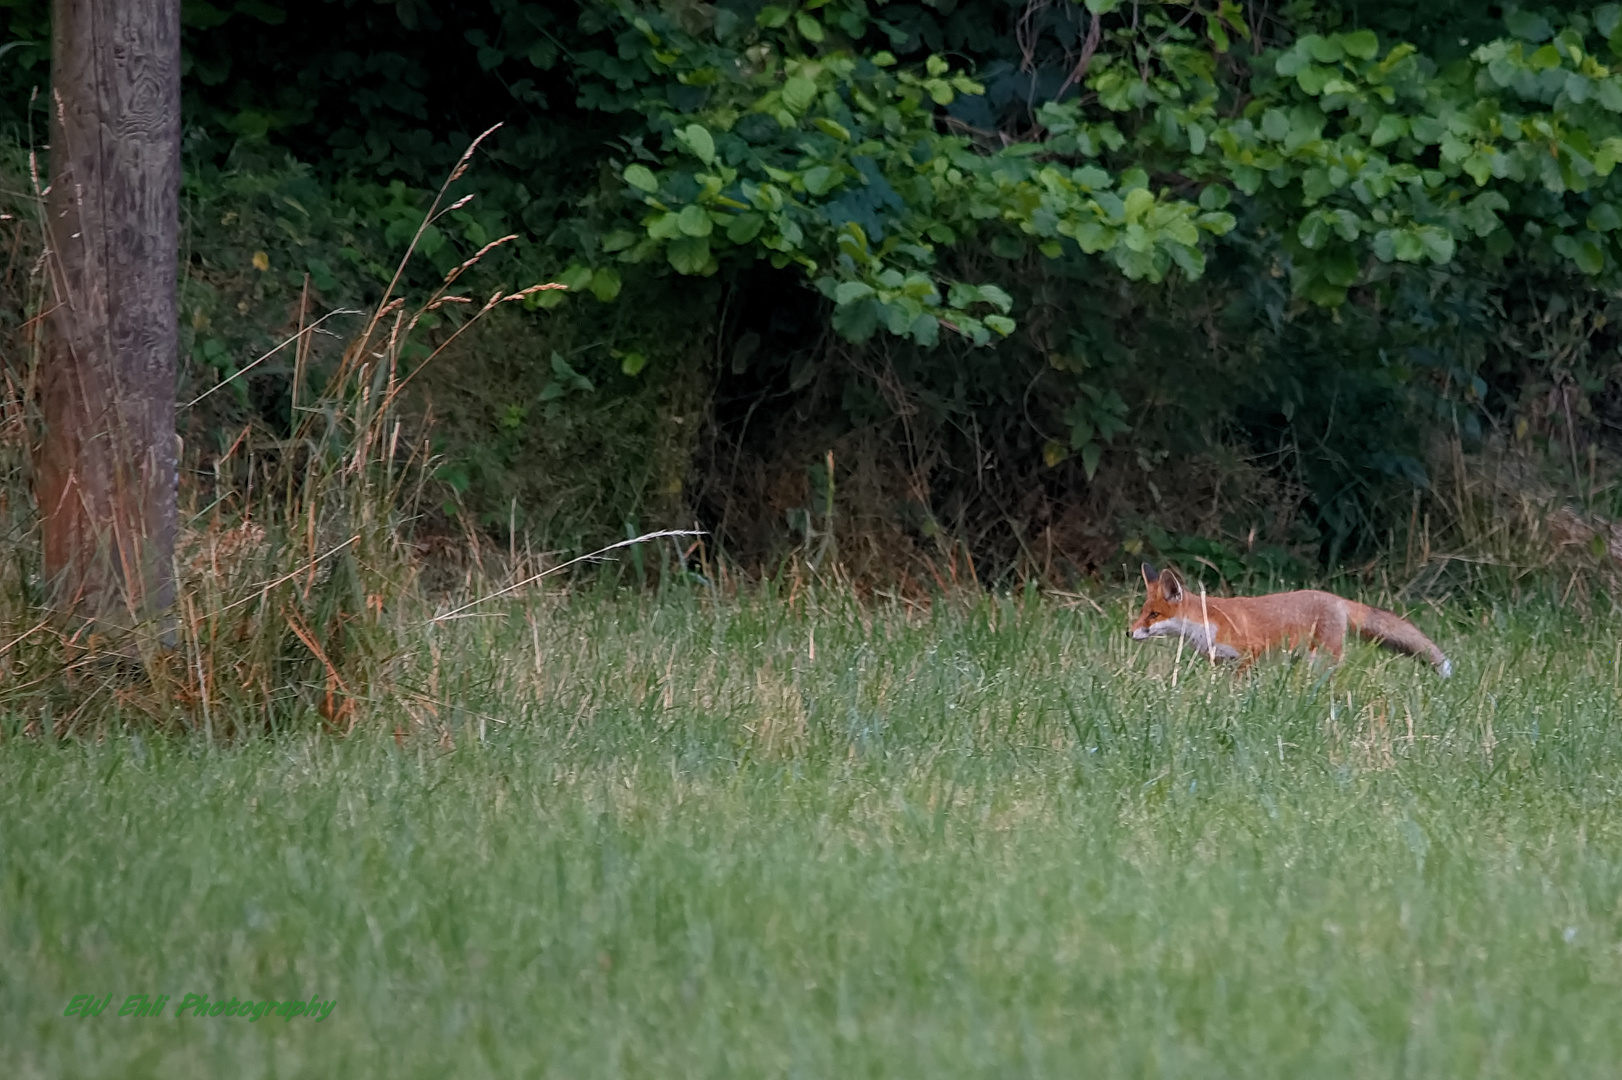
[3,1,1618,576]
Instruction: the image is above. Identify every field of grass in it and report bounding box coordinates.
[5,585,1622,1078]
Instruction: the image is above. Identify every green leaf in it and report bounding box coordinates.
[1163,215,1200,248]
[415,226,443,259]
[1276,46,1311,78]
[726,212,765,244]
[677,203,713,237]
[1074,165,1111,189]
[1370,114,1408,147]
[1301,278,1348,306]
[1409,116,1445,145]
[901,274,939,302]
[831,297,880,341]
[1343,30,1378,60]
[1579,239,1607,274]
[1588,203,1622,232]
[549,352,593,392]
[601,229,638,253]
[1320,246,1360,287]
[782,76,818,114]
[1529,44,1562,70]
[881,300,914,337]
[909,314,940,347]
[796,12,824,42]
[976,284,1014,313]
[589,267,622,302]
[1371,229,1397,262]
[1387,228,1425,262]
[757,5,791,28]
[1461,192,1510,236]
[813,117,851,141]
[1298,213,1331,250]
[1416,226,1455,264]
[1306,35,1344,63]
[1169,243,1206,279]
[648,212,683,241]
[1301,168,1333,204]
[1462,150,1494,186]
[1506,10,1554,43]
[1556,233,1607,274]
[984,314,1016,336]
[1230,166,1263,195]
[1072,222,1114,253]
[1296,65,1331,96]
[667,236,713,275]
[624,164,659,193]
[1598,136,1622,175]
[802,165,839,195]
[834,281,875,305]
[1123,188,1156,223]
[678,124,715,166]
[1080,442,1102,481]
[620,351,648,376]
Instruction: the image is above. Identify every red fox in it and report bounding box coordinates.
[1129,563,1452,677]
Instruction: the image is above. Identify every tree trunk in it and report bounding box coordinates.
[39,0,181,636]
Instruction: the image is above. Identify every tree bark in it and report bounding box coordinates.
[39,0,180,635]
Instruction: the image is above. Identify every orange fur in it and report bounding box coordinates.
[1129,563,1451,677]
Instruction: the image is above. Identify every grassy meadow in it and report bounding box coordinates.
[4,584,1622,1077]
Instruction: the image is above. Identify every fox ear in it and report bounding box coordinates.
[1160,568,1184,602]
[1141,563,1159,586]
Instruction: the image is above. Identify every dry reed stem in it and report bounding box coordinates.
[429,530,707,624]
[186,308,363,407]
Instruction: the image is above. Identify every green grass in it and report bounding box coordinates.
[5,586,1622,1077]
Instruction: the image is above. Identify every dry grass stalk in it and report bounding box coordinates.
[0,130,569,737]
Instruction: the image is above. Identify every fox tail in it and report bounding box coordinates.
[1353,606,1452,678]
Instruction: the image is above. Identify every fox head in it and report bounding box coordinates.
[1129,563,1187,640]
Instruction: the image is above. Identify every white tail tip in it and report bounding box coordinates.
[1438,658,1453,679]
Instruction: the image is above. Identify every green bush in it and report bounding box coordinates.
[7,0,1622,576]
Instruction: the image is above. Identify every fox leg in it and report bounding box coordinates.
[1296,622,1342,670]
[1317,620,1346,663]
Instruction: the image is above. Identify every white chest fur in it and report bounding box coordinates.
[1132,616,1242,660]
